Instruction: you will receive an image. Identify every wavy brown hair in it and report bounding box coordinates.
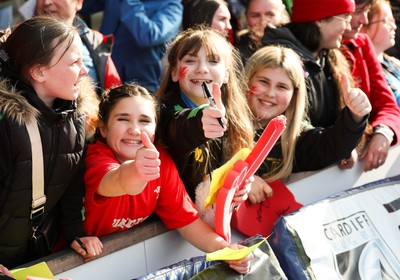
[158,27,254,166]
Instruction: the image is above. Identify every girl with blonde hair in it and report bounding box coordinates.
[244,45,371,203]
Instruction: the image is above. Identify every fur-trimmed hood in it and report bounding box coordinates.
[0,77,95,269]
[0,76,97,126]
[0,79,39,126]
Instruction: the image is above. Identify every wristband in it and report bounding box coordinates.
[373,124,394,144]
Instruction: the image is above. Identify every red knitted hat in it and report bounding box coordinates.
[291,0,355,23]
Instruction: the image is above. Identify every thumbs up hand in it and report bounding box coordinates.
[202,83,227,139]
[135,131,160,182]
[341,74,372,123]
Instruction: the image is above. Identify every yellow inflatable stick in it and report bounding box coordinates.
[205,148,251,208]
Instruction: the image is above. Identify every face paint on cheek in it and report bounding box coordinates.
[179,67,188,79]
[249,84,257,95]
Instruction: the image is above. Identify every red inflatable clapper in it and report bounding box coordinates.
[215,115,287,242]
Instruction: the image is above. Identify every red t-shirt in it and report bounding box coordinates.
[83,141,199,236]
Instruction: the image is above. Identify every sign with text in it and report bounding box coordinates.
[269,175,400,279]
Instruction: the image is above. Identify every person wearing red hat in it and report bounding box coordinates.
[261,0,362,170]
[290,0,355,23]
[341,0,400,172]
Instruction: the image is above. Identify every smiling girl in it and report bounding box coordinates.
[157,27,254,221]
[232,46,371,236]
[261,0,370,170]
[83,84,252,274]
[246,46,371,188]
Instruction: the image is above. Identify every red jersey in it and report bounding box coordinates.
[83,141,199,236]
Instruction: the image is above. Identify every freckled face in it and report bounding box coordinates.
[171,46,229,105]
[100,96,156,163]
[248,67,294,127]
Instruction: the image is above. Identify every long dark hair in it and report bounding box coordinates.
[286,21,321,53]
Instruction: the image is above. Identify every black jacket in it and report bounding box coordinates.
[256,108,368,177]
[0,72,89,268]
[235,31,259,66]
[158,95,224,201]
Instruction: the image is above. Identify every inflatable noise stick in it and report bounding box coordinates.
[215,115,287,242]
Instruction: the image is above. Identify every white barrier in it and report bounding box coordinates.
[54,145,400,279]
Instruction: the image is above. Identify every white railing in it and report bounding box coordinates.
[52,144,400,280]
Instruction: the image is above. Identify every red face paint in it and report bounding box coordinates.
[179,67,188,79]
[249,84,257,95]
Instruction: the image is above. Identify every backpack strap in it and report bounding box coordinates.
[25,118,46,229]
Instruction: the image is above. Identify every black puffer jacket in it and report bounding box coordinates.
[0,73,91,268]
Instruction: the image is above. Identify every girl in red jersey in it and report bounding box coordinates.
[83,84,252,274]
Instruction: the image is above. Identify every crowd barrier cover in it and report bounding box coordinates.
[268,174,400,279]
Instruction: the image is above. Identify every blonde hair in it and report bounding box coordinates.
[158,27,254,167]
[244,45,307,181]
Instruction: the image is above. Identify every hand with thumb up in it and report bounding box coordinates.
[202,83,227,139]
[341,74,372,123]
[135,131,161,182]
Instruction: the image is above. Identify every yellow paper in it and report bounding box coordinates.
[205,148,251,208]
[11,262,54,280]
[206,238,266,261]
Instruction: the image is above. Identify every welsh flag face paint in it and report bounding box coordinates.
[249,84,257,95]
[179,66,188,80]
